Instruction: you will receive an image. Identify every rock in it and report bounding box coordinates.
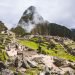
[18,68,26,72]
[14,58,18,67]
[1,69,14,75]
[21,60,30,69]
[14,57,22,68]
[0,61,6,71]
[27,59,37,68]
[53,57,66,67]
[39,66,51,75]
[32,57,43,64]
[27,48,33,51]
[60,67,75,75]
[68,63,75,70]
[45,72,50,75]
[39,72,45,75]
[44,66,51,75]
[18,60,22,68]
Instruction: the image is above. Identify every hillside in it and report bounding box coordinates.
[31,23,73,39]
[0,32,75,75]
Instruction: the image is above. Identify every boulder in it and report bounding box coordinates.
[32,57,43,64]
[27,59,37,68]
[0,61,6,71]
[18,68,26,72]
[21,60,30,69]
[68,63,75,69]
[53,57,66,67]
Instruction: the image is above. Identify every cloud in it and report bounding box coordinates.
[0,0,75,29]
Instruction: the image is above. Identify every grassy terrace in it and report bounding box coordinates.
[19,39,38,50]
[0,45,8,62]
[19,39,75,62]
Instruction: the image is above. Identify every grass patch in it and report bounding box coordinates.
[0,50,8,62]
[25,68,39,75]
[19,40,38,50]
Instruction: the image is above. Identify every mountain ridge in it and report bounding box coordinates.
[16,6,75,40]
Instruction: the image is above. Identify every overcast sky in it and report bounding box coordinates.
[0,0,75,29]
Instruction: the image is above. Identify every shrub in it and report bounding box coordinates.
[47,43,56,49]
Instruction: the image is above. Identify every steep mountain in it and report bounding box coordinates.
[18,6,44,32]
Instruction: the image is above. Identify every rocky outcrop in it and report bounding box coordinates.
[21,60,30,69]
[27,59,37,68]
[14,56,37,69]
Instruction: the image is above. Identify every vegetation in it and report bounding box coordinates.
[25,68,39,75]
[19,39,38,50]
[0,49,8,62]
[19,37,75,61]
[31,23,73,39]
[11,26,26,37]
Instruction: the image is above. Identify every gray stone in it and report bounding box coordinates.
[53,57,66,67]
[1,69,14,75]
[21,60,30,69]
[27,59,37,68]
[0,61,6,71]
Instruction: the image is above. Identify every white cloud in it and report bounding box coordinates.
[0,0,75,29]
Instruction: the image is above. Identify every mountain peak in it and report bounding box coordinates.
[23,6,36,16]
[18,6,44,32]
[28,6,36,11]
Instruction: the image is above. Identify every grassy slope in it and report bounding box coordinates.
[0,46,8,62]
[19,39,75,61]
[19,40,38,50]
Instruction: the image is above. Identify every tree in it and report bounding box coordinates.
[11,26,26,37]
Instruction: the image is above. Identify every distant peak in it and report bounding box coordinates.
[28,6,36,11]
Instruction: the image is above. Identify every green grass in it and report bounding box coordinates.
[0,50,8,62]
[19,39,75,61]
[19,40,38,50]
[25,68,39,75]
